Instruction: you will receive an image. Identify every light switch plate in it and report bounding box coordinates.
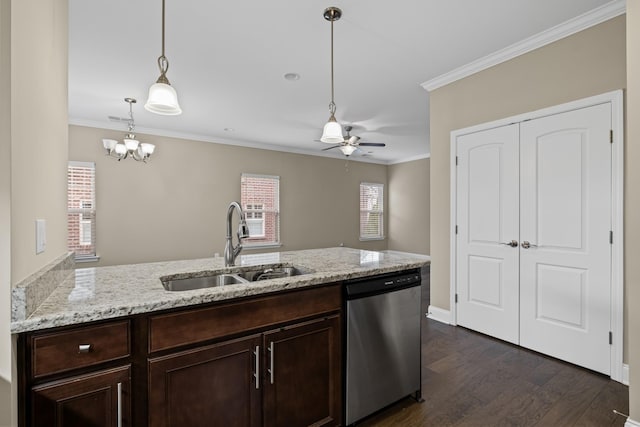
[36,219,46,254]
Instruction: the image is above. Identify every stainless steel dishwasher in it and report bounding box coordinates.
[344,269,422,425]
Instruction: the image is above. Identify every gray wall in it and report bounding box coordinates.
[69,125,393,266]
[3,1,70,425]
[388,158,430,254]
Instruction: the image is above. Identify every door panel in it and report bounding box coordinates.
[148,335,262,427]
[263,316,341,427]
[31,365,130,427]
[519,103,611,375]
[456,124,520,344]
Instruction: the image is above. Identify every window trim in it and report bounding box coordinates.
[68,161,98,261]
[359,182,385,241]
[241,173,281,247]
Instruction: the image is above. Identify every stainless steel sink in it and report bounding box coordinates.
[238,266,310,282]
[161,274,248,291]
[161,265,313,291]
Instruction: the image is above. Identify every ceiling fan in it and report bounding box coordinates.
[321,126,386,157]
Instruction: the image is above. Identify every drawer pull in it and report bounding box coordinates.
[78,344,91,353]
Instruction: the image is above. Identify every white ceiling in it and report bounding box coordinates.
[68,0,617,164]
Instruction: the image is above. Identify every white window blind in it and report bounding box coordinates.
[360,182,384,240]
[68,162,96,259]
[241,174,280,247]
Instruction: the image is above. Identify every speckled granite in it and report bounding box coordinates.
[10,248,430,334]
[11,252,75,322]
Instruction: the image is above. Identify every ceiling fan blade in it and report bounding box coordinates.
[322,145,342,151]
[358,142,386,147]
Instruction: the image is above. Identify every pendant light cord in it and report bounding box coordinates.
[161,0,165,58]
[156,0,170,83]
[329,17,336,115]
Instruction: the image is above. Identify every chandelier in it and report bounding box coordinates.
[102,98,156,162]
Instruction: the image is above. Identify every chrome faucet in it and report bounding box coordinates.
[224,201,250,267]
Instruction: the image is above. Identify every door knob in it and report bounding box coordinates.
[500,240,518,247]
[521,241,538,249]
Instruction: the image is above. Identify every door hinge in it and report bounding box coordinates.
[455,293,458,303]
[610,130,613,144]
[610,230,613,244]
[455,156,459,166]
[609,331,613,345]
[455,225,458,235]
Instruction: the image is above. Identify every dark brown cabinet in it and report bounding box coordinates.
[20,284,342,427]
[148,316,341,427]
[148,335,262,427]
[31,365,130,427]
[263,316,341,427]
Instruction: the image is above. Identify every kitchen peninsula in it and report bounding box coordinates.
[12,247,430,427]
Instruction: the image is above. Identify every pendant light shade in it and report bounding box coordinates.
[321,115,343,143]
[320,7,343,143]
[145,0,182,115]
[145,82,182,115]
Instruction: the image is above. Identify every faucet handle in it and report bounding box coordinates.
[238,221,250,239]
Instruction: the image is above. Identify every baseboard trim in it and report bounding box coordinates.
[426,305,451,324]
[623,363,629,386]
[625,418,640,427]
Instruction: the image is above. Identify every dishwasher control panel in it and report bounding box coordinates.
[344,270,421,299]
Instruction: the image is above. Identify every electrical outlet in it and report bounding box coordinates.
[36,219,46,254]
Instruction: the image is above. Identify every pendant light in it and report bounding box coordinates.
[145,0,182,115]
[320,7,344,143]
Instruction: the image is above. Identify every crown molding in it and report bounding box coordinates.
[68,118,389,165]
[421,0,626,92]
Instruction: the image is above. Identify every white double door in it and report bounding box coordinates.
[456,103,612,375]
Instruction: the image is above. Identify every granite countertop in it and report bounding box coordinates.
[11,247,430,334]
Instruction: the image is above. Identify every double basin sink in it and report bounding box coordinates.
[161,265,311,292]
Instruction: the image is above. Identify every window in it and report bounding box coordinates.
[360,182,384,240]
[241,174,280,247]
[244,203,265,237]
[68,162,97,260]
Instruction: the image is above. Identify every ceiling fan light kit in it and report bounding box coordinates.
[103,98,156,162]
[145,0,182,116]
[320,6,344,143]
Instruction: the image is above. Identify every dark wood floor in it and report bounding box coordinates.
[358,267,629,426]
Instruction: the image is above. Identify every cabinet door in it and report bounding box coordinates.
[148,334,262,427]
[31,365,130,427]
[263,315,341,427]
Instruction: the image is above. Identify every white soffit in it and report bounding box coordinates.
[421,0,626,92]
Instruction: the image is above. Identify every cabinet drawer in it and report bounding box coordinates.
[149,284,341,353]
[32,320,130,378]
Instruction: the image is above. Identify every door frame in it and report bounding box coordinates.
[449,90,624,382]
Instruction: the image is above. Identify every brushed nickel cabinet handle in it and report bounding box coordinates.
[117,382,122,427]
[267,341,274,384]
[253,345,260,389]
[78,344,91,353]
